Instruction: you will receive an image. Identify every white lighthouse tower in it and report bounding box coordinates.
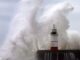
[50,24,58,51]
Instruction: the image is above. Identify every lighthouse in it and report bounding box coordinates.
[50,24,58,51]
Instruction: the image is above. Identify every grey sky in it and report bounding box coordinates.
[0,0,80,45]
[0,0,19,45]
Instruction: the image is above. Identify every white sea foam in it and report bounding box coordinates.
[0,0,80,60]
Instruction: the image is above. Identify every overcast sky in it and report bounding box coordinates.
[0,0,80,45]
